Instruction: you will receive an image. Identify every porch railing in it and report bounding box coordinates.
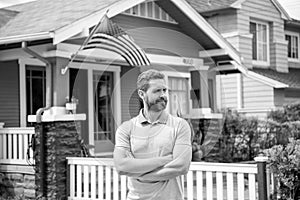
[0,127,35,165]
[67,157,275,200]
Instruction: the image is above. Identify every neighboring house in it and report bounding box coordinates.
[0,0,244,155]
[188,0,300,118]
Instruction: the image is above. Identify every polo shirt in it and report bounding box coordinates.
[115,109,191,200]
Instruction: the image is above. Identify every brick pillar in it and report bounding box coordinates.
[34,119,84,200]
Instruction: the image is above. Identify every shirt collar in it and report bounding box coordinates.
[137,109,168,125]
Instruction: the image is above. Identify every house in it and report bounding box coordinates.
[187,0,300,118]
[0,0,245,156]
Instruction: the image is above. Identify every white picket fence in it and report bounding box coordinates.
[67,157,274,200]
[0,127,35,165]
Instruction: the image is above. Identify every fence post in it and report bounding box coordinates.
[254,156,269,200]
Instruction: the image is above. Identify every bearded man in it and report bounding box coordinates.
[114,69,192,200]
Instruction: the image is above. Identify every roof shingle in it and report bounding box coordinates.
[251,68,300,89]
[186,0,238,13]
[0,0,122,38]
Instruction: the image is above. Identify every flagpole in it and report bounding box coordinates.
[61,10,109,75]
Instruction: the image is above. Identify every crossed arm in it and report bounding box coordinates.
[113,119,192,181]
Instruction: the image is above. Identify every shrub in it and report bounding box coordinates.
[264,139,300,200]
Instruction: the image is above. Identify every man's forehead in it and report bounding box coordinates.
[148,79,166,87]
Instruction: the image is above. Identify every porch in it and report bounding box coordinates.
[67,157,274,200]
[0,127,275,200]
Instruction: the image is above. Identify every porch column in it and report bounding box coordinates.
[28,114,86,200]
[52,57,70,106]
[190,66,210,109]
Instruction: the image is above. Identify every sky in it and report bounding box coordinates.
[0,0,36,8]
[277,0,300,21]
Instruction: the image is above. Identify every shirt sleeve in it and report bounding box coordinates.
[175,118,192,146]
[114,120,132,151]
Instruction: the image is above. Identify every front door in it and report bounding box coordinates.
[93,71,115,154]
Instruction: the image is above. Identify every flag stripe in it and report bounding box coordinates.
[84,36,139,66]
[89,33,143,65]
[120,35,150,65]
[117,35,147,65]
[81,14,150,66]
[84,43,136,66]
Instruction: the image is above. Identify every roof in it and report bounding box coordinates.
[251,68,300,89]
[0,0,121,37]
[187,0,290,20]
[0,0,244,70]
[0,9,18,28]
[277,0,300,21]
[186,0,238,13]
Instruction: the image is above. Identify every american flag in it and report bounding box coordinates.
[82,14,150,66]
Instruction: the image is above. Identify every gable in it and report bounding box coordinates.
[122,1,178,24]
[241,0,283,21]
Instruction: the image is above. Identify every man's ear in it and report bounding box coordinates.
[137,89,144,99]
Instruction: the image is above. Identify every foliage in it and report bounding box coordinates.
[264,139,300,200]
[217,110,276,162]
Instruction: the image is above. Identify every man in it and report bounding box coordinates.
[114,69,192,200]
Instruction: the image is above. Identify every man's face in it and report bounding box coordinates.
[143,79,168,112]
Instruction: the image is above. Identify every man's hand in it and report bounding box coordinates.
[113,148,172,175]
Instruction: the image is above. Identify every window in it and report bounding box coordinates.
[26,66,46,126]
[123,2,176,23]
[168,76,189,116]
[285,31,299,61]
[93,71,114,142]
[250,21,269,64]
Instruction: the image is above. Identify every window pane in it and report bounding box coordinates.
[140,3,146,16]
[168,77,189,116]
[147,2,153,17]
[154,3,160,19]
[250,22,257,60]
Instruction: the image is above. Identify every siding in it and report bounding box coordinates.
[238,0,288,72]
[113,15,203,58]
[219,74,238,108]
[120,66,141,122]
[0,60,20,127]
[242,76,274,108]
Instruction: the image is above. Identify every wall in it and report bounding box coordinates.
[0,60,20,127]
[240,0,288,72]
[242,75,274,108]
[0,165,35,199]
[113,15,203,58]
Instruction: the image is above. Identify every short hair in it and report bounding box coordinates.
[137,69,165,91]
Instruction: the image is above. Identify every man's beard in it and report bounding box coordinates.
[145,96,168,111]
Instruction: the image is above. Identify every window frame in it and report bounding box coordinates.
[19,58,46,127]
[123,1,177,24]
[285,30,300,62]
[250,19,270,66]
[162,71,191,117]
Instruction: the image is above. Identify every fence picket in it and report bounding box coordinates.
[237,173,245,200]
[70,164,75,198]
[76,165,82,198]
[206,171,213,200]
[249,174,256,200]
[216,172,223,200]
[18,134,23,159]
[113,169,119,200]
[105,166,111,200]
[8,134,12,159]
[98,166,104,200]
[66,158,268,200]
[120,175,127,200]
[91,166,96,199]
[226,172,234,200]
[196,171,203,200]
[187,170,193,200]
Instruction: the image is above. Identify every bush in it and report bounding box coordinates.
[264,139,300,200]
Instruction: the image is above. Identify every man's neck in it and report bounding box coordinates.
[143,108,163,123]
